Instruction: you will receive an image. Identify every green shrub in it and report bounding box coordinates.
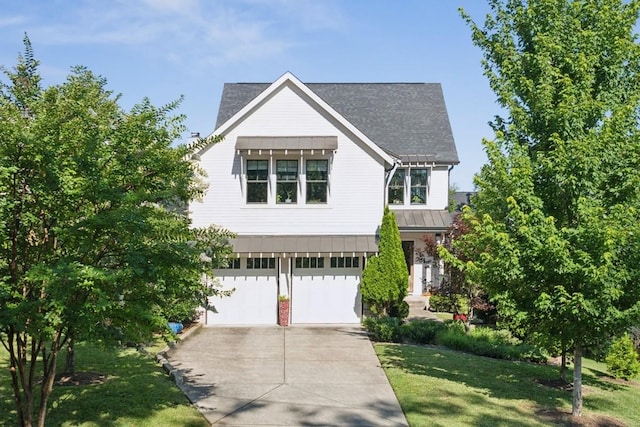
[606,335,640,380]
[429,293,469,313]
[428,294,447,312]
[402,320,445,344]
[434,323,546,363]
[390,300,410,320]
[363,316,403,343]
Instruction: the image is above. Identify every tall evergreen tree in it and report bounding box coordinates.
[362,206,408,317]
[451,0,640,417]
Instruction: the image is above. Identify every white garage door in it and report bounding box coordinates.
[205,260,278,325]
[291,256,362,324]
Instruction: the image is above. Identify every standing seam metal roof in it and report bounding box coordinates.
[215,82,459,164]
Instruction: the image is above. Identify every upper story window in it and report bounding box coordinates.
[388,169,405,205]
[247,160,268,203]
[276,160,298,204]
[306,159,328,204]
[410,169,428,204]
[387,167,429,206]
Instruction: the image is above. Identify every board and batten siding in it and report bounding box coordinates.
[190,83,386,235]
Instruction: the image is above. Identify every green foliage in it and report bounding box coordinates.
[364,317,547,363]
[389,300,410,319]
[436,323,548,363]
[401,319,445,344]
[605,335,640,380]
[456,0,640,416]
[361,206,409,317]
[363,316,403,343]
[429,293,469,314]
[0,38,233,426]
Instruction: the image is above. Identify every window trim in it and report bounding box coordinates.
[388,169,406,205]
[305,159,329,204]
[276,159,298,204]
[410,168,428,205]
[246,159,269,204]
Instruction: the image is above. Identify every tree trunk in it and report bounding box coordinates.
[64,332,75,375]
[37,333,62,427]
[572,345,583,417]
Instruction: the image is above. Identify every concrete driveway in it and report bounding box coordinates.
[163,325,408,426]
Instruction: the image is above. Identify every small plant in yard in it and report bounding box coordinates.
[363,316,403,343]
[606,335,640,380]
[401,319,445,344]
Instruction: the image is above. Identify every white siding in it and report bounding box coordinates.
[190,84,385,236]
[427,166,450,210]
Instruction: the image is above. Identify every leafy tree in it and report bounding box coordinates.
[362,206,408,317]
[420,213,494,329]
[451,0,640,417]
[0,36,233,427]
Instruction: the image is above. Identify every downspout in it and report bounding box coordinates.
[384,160,400,208]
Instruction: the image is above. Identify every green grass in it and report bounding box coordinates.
[0,342,207,426]
[376,343,640,427]
[432,312,452,321]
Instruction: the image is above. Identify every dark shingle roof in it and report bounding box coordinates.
[215,81,459,164]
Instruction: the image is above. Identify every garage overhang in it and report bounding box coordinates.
[230,234,377,257]
[394,209,453,232]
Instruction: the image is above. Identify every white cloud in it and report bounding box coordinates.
[0,15,27,28]
[21,0,347,69]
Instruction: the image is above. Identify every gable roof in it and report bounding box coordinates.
[211,72,394,165]
[215,77,459,164]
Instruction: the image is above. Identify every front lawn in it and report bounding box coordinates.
[376,343,640,427]
[0,342,207,426]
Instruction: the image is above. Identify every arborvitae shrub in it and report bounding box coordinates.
[606,335,640,380]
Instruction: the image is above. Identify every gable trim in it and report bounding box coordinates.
[206,72,396,165]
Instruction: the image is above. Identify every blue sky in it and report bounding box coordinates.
[0,0,498,191]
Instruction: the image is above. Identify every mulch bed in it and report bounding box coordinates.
[55,372,108,387]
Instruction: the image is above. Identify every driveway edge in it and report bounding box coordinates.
[156,321,203,404]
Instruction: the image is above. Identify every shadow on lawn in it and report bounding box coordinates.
[41,346,211,426]
[378,344,632,426]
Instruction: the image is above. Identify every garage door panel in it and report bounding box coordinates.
[206,273,277,325]
[291,272,361,324]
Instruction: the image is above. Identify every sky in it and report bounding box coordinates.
[0,0,499,191]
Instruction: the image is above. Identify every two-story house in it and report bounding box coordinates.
[190,72,458,325]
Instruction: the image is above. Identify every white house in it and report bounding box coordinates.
[190,72,459,325]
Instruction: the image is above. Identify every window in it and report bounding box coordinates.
[220,258,241,269]
[276,160,297,204]
[306,160,328,203]
[246,258,276,269]
[247,160,268,203]
[388,169,405,204]
[410,169,428,204]
[295,257,325,268]
[330,256,360,268]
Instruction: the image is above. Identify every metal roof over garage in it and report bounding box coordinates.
[230,235,378,255]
